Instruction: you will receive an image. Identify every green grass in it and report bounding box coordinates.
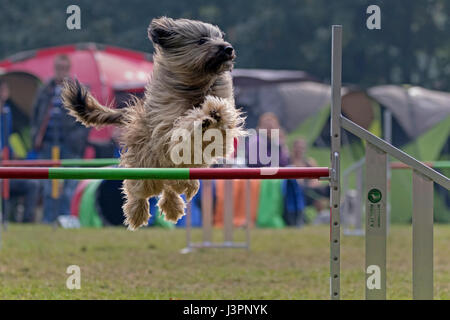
[0,224,449,299]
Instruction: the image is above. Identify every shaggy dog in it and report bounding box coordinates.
[62,17,245,230]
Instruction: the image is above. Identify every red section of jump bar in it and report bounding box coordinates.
[0,167,50,179]
[0,160,61,167]
[189,167,330,180]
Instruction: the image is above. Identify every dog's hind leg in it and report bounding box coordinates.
[157,187,186,223]
[184,180,200,202]
[121,179,161,230]
[123,196,150,230]
[166,179,200,202]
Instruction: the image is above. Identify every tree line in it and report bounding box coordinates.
[1,0,449,90]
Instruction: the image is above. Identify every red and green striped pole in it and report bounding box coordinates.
[0,167,330,180]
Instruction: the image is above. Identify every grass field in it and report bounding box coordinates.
[0,224,449,299]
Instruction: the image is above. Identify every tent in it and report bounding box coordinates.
[236,79,449,223]
[0,43,154,156]
[367,85,450,222]
[232,68,317,87]
[232,69,318,130]
[367,85,450,147]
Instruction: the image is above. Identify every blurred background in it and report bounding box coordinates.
[0,0,448,229]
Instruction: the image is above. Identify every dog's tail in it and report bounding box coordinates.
[62,79,126,128]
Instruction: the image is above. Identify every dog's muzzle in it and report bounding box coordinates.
[204,44,236,73]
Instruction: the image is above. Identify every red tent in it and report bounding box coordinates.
[0,43,153,148]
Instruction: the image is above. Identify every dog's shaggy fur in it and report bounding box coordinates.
[62,17,246,230]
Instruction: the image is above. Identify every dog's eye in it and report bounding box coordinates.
[197,38,207,45]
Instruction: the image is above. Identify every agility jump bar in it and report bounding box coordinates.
[0,158,119,167]
[0,167,330,180]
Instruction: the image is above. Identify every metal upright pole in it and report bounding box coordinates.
[223,179,233,245]
[412,170,433,300]
[245,179,251,250]
[184,202,192,253]
[180,200,193,254]
[384,110,392,234]
[202,180,213,245]
[330,25,342,300]
[365,143,387,299]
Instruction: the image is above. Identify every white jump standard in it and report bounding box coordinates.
[330,25,449,300]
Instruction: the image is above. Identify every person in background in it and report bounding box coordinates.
[31,54,89,223]
[0,80,39,223]
[291,138,329,223]
[245,112,290,167]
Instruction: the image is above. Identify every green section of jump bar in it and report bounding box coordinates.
[60,158,119,167]
[48,167,190,180]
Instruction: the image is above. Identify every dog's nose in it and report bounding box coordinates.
[224,46,234,56]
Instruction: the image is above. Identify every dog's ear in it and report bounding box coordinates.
[148,17,176,47]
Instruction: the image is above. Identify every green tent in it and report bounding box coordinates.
[286,85,450,223]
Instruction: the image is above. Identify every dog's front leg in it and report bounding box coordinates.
[199,95,246,159]
[171,96,245,162]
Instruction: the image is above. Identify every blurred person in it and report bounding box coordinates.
[31,54,89,223]
[291,138,329,223]
[0,80,39,222]
[245,112,290,167]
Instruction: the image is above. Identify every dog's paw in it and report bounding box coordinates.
[202,118,212,130]
[201,111,221,129]
[122,197,150,231]
[200,95,231,128]
[157,190,186,223]
[209,109,221,122]
[184,180,200,202]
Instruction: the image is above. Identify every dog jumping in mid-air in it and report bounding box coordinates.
[62,17,245,230]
